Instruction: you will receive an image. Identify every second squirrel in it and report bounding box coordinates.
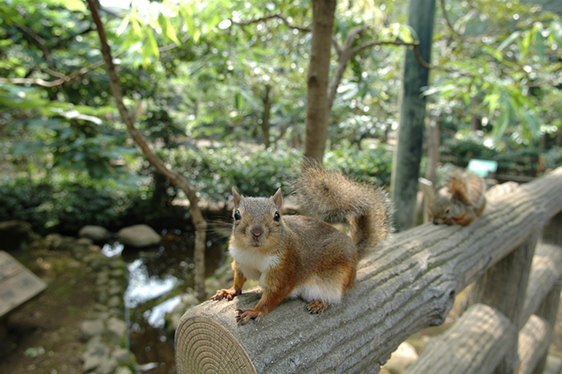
[211,163,391,324]
[429,170,487,226]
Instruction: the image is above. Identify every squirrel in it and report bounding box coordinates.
[211,162,392,324]
[429,170,487,226]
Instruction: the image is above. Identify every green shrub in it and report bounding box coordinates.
[165,143,393,202]
[0,143,395,234]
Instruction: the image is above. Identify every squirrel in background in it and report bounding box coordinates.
[429,170,487,226]
[211,162,392,324]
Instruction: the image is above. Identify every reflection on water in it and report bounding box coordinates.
[144,295,182,328]
[101,242,124,257]
[101,229,227,374]
[125,259,179,309]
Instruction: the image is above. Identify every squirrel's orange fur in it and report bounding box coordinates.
[211,163,391,324]
[430,171,487,226]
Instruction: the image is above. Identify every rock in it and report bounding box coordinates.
[81,339,109,372]
[107,317,127,337]
[107,295,122,308]
[0,220,34,251]
[96,271,109,286]
[88,244,102,253]
[112,347,136,366]
[97,357,118,374]
[78,225,110,242]
[80,320,105,340]
[45,233,63,250]
[115,367,134,374]
[117,224,161,247]
[76,237,94,246]
[108,285,122,296]
[382,342,419,374]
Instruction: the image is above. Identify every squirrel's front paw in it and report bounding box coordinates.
[211,288,241,301]
[307,300,330,314]
[236,308,262,325]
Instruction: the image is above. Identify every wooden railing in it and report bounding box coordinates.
[175,166,562,374]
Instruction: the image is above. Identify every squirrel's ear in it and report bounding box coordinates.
[232,187,242,207]
[272,188,283,210]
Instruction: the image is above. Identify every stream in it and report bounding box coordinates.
[101,229,227,374]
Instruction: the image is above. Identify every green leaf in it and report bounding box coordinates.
[497,30,521,52]
[141,27,160,66]
[116,16,130,36]
[159,13,180,45]
[485,92,501,113]
[234,92,244,109]
[523,110,540,138]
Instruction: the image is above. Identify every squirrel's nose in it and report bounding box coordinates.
[250,227,264,239]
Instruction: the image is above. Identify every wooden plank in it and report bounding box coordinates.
[175,167,562,374]
[0,251,24,281]
[464,232,539,373]
[521,243,562,326]
[518,315,551,374]
[0,251,47,318]
[403,304,516,374]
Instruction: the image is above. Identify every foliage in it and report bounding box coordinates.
[0,172,186,235]
[164,143,393,203]
[439,131,558,177]
[427,0,562,144]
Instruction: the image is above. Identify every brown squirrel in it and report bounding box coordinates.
[211,163,391,324]
[429,170,487,226]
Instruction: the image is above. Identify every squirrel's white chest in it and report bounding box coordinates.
[230,245,280,285]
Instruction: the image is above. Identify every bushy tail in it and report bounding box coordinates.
[294,161,392,256]
[448,170,471,205]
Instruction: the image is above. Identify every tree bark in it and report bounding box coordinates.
[391,0,436,232]
[302,0,337,163]
[425,119,440,184]
[86,0,208,301]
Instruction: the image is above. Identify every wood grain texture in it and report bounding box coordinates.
[521,243,562,326]
[518,315,551,374]
[175,167,562,374]
[403,304,516,374]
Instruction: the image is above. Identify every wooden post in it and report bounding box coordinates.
[531,283,562,374]
[174,168,562,373]
[531,211,562,374]
[464,232,540,374]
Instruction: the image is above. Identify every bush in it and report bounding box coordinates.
[165,143,393,202]
[0,174,186,236]
[0,143,395,235]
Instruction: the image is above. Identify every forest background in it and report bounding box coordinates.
[1,0,562,279]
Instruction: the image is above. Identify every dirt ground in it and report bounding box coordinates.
[0,248,97,374]
[1,247,561,374]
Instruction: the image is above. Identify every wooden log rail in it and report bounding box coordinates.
[175,166,562,374]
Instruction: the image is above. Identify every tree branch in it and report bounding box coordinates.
[0,35,188,88]
[439,0,461,37]
[231,13,311,33]
[85,0,208,301]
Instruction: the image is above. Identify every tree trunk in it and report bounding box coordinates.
[260,84,272,148]
[86,0,208,301]
[425,118,440,184]
[390,0,436,232]
[302,0,337,163]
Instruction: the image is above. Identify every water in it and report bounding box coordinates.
[102,230,226,374]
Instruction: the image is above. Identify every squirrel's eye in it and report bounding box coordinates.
[234,210,241,220]
[445,208,450,214]
[273,211,280,222]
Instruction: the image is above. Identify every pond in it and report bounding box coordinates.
[102,229,227,374]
